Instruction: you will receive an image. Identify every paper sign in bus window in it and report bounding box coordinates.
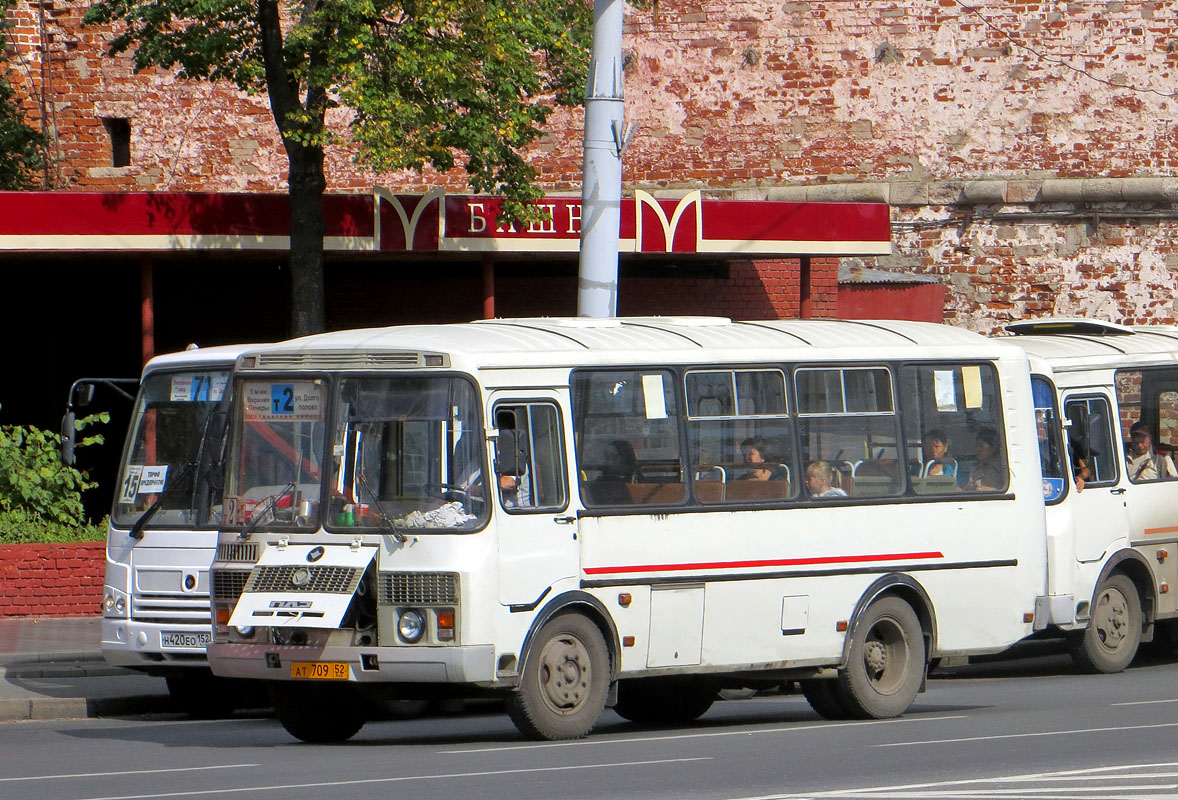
[119,465,143,504]
[245,381,323,420]
[642,374,668,419]
[934,370,958,412]
[962,366,984,409]
[139,465,168,494]
[170,373,228,402]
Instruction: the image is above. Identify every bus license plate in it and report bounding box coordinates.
[291,661,351,680]
[160,631,212,648]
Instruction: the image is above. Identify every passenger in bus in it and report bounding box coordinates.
[964,428,1004,491]
[921,429,956,477]
[589,440,637,505]
[1073,455,1090,492]
[805,461,848,498]
[1126,420,1178,481]
[740,437,788,481]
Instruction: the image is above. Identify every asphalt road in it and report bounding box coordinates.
[3,643,1178,800]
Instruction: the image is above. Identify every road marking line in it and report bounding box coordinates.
[874,721,1178,747]
[724,761,1178,799]
[0,765,259,783]
[1112,698,1178,706]
[440,715,969,753]
[71,757,712,800]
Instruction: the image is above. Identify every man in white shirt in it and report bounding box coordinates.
[1127,421,1177,481]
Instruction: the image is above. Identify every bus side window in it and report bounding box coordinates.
[572,370,686,507]
[900,363,1005,495]
[1065,397,1118,487]
[494,403,568,512]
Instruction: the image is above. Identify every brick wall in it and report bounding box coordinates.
[0,543,103,618]
[8,1,1178,330]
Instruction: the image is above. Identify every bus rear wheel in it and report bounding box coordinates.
[269,682,366,743]
[1070,574,1142,674]
[507,613,610,740]
[613,677,717,724]
[836,597,925,719]
[800,679,853,720]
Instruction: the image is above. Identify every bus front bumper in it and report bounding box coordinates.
[207,641,497,685]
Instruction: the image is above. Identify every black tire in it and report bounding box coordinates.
[800,679,853,720]
[166,671,238,719]
[835,596,925,719]
[1069,574,1142,674]
[269,682,366,743]
[507,613,610,740]
[613,677,717,724]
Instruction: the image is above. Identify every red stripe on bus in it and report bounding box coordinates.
[582,551,945,576]
[1144,525,1178,536]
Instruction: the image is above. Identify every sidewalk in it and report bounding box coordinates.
[0,617,171,722]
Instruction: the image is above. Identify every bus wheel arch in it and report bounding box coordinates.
[1071,552,1151,674]
[507,591,619,741]
[843,574,937,668]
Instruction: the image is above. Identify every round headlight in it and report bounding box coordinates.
[114,597,127,614]
[102,594,116,613]
[398,610,425,643]
[234,625,255,637]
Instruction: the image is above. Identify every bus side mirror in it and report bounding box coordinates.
[70,382,95,410]
[495,429,527,476]
[60,411,77,466]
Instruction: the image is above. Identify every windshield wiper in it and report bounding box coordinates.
[237,481,297,540]
[128,462,196,540]
[354,471,407,543]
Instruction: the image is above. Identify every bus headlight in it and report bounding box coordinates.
[102,590,129,618]
[398,610,425,643]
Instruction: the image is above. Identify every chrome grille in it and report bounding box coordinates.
[253,352,441,370]
[379,572,459,605]
[212,569,250,602]
[247,565,361,594]
[131,593,212,624]
[217,542,259,562]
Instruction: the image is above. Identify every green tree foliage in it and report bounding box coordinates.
[83,0,594,335]
[0,413,107,526]
[0,1,46,188]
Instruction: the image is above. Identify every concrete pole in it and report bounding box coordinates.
[577,0,625,318]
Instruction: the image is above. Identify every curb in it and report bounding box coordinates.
[0,693,172,722]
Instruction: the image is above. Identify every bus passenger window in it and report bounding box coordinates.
[573,370,686,507]
[795,367,902,499]
[900,363,1005,496]
[685,368,794,504]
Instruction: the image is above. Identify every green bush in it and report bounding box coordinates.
[0,510,108,543]
[0,413,108,533]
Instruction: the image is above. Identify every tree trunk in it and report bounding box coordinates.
[287,140,326,336]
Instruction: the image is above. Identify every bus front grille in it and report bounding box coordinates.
[217,542,259,563]
[247,565,362,594]
[212,569,250,602]
[378,572,460,605]
[131,594,212,624]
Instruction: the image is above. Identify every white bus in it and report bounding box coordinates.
[100,344,255,716]
[1004,318,1178,671]
[207,317,1051,741]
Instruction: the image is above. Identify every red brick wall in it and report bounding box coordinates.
[9,1,1178,331]
[0,543,103,618]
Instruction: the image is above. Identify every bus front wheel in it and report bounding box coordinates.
[269,682,366,743]
[836,597,925,719]
[507,613,610,740]
[1070,574,1142,674]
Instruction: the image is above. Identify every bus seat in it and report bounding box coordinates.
[850,475,893,496]
[914,474,958,494]
[693,480,724,503]
[627,482,687,505]
[725,479,789,502]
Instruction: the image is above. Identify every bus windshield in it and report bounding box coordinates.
[328,375,487,532]
[113,368,231,529]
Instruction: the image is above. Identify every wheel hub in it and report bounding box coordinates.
[864,639,888,675]
[538,634,591,712]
